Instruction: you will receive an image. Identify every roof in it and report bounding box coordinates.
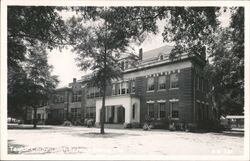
[142,45,174,61]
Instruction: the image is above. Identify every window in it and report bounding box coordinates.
[125,61,128,69]
[159,103,166,118]
[132,104,136,119]
[147,103,154,118]
[121,61,124,70]
[112,84,116,95]
[206,105,209,120]
[197,103,202,121]
[121,82,128,94]
[159,54,164,60]
[170,101,179,119]
[170,73,179,89]
[197,76,200,90]
[86,107,96,119]
[71,108,80,118]
[131,81,135,93]
[87,87,100,98]
[158,76,166,90]
[200,78,203,92]
[72,90,81,102]
[147,77,155,91]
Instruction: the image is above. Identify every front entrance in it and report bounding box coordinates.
[105,106,125,124]
[95,95,140,126]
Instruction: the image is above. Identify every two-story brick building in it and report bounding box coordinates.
[31,45,219,128]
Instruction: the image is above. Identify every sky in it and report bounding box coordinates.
[48,8,231,88]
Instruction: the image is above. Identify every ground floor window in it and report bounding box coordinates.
[147,103,154,118]
[71,108,81,119]
[159,103,166,118]
[170,101,179,119]
[197,103,202,121]
[132,104,136,119]
[86,107,96,119]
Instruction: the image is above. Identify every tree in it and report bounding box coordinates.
[24,45,58,128]
[67,7,224,133]
[206,7,244,115]
[68,7,158,134]
[7,6,67,119]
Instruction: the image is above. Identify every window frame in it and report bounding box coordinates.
[170,101,179,120]
[158,76,166,90]
[159,103,166,118]
[147,103,154,118]
[147,77,155,92]
[170,73,179,89]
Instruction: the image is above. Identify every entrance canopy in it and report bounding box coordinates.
[95,95,140,125]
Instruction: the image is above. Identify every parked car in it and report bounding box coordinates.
[7,117,21,124]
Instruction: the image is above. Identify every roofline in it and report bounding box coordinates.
[123,53,206,74]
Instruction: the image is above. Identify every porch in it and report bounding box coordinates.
[95,94,140,127]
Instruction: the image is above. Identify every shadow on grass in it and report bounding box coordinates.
[73,132,141,138]
[8,124,53,130]
[213,131,244,137]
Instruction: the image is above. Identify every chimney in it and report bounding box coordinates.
[139,48,143,60]
[73,78,76,83]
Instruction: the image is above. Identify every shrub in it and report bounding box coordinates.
[62,120,72,126]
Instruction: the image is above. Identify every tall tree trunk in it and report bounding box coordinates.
[33,106,37,128]
[100,49,107,134]
[100,83,106,134]
[100,14,108,134]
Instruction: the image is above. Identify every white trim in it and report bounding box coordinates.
[146,100,154,104]
[169,99,179,102]
[169,87,179,90]
[157,100,166,103]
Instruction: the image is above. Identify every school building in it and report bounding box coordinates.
[33,45,219,128]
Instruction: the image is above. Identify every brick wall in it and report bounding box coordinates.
[136,67,194,124]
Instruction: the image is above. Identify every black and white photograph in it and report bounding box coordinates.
[1,0,249,160]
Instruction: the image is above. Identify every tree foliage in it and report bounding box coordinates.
[206,7,244,115]
[7,6,65,121]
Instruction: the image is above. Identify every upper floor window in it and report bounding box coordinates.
[112,84,116,95]
[159,54,164,60]
[131,81,135,93]
[87,87,100,98]
[170,73,179,89]
[147,77,155,91]
[121,61,124,70]
[125,61,128,69]
[158,76,166,90]
[121,82,128,94]
[72,90,81,102]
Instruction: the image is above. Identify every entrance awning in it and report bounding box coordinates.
[95,94,140,124]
